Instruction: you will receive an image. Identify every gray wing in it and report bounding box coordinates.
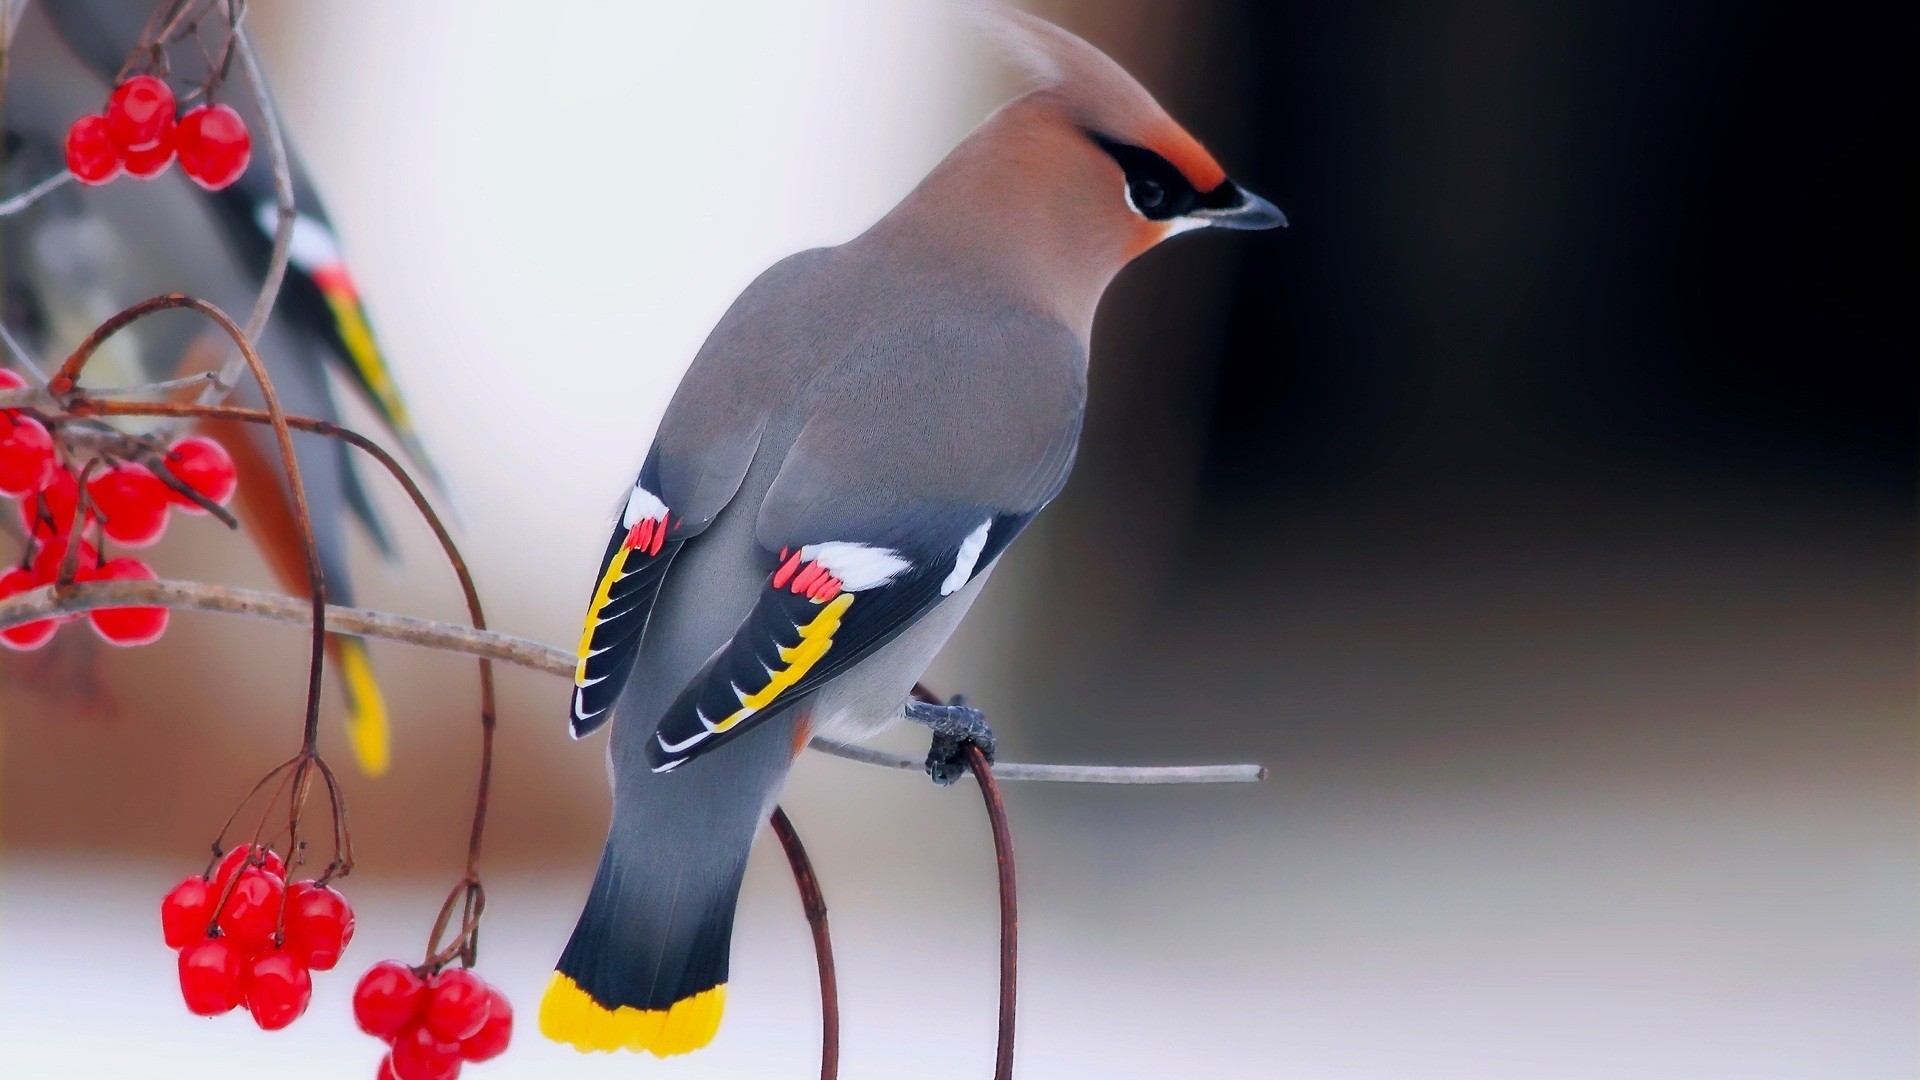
[645,308,1086,770]
[564,250,842,735]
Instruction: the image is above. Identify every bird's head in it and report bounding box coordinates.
[875,5,1284,336]
[984,5,1284,244]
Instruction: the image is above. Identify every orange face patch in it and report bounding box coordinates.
[1123,217,1174,260]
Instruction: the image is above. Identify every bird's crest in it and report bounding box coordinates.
[964,2,1226,193]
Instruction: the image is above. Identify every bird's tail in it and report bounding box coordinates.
[542,712,802,1057]
[332,636,390,777]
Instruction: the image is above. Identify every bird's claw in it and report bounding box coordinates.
[905,696,996,786]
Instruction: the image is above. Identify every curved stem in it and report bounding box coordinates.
[770,806,839,1080]
[911,682,1016,1078]
[965,743,1018,1080]
[48,294,328,752]
[421,876,487,971]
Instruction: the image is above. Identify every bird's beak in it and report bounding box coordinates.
[1195,180,1288,231]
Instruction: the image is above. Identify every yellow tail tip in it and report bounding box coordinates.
[539,971,725,1057]
[337,640,390,777]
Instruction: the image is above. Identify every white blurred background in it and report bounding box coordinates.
[4,1,1915,1078]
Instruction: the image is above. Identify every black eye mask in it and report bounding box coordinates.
[1090,133,1253,222]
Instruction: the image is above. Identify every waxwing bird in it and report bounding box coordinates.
[541,8,1283,1057]
[2,0,450,775]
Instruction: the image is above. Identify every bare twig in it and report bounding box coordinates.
[0,575,558,668]
[228,26,291,349]
[770,807,838,1080]
[5,372,221,410]
[0,575,1270,785]
[808,737,1266,784]
[967,742,1017,1080]
[0,170,73,218]
[912,682,1018,1079]
[149,19,294,441]
[1,320,51,390]
[73,371,221,399]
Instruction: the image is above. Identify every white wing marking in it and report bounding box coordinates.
[941,520,993,596]
[798,541,911,591]
[621,484,669,528]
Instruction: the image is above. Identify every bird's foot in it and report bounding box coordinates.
[904,695,996,786]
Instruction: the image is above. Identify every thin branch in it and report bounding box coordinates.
[230,25,292,348]
[0,170,73,217]
[0,576,1270,785]
[966,743,1017,1080]
[1,320,51,390]
[808,738,1265,784]
[160,20,294,436]
[769,807,838,1080]
[6,372,223,409]
[73,371,221,399]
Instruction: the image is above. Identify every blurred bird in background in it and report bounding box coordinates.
[541,7,1283,1057]
[1,0,446,775]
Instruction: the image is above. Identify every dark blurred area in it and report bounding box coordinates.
[1017,0,1915,750]
[1206,0,1913,500]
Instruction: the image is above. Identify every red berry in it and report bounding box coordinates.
[0,370,26,392]
[161,874,216,949]
[213,844,287,891]
[424,968,491,1042]
[391,1022,463,1080]
[354,960,427,1040]
[87,463,171,546]
[88,557,168,646]
[176,104,252,191]
[164,436,238,512]
[216,865,286,953]
[378,1056,402,1080]
[64,114,124,185]
[0,412,55,497]
[29,532,97,585]
[284,880,355,971]
[17,467,86,540]
[244,949,313,1030]
[458,985,512,1062]
[0,566,57,651]
[122,127,176,179]
[178,937,245,1016]
[105,75,176,152]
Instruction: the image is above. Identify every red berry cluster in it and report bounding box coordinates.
[64,74,252,190]
[354,961,514,1078]
[164,844,356,1030]
[1,370,238,652]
